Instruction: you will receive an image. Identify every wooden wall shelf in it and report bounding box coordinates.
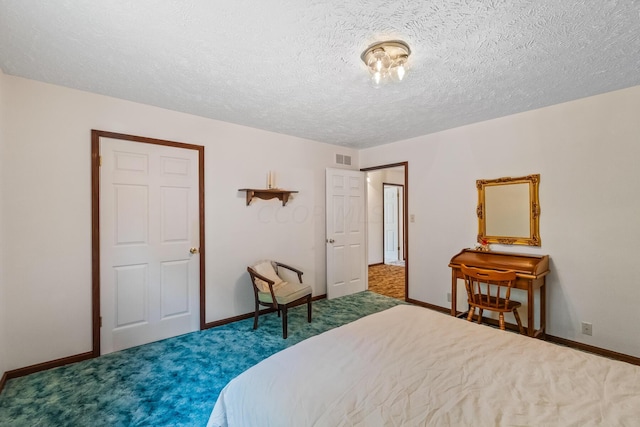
[238,188,299,206]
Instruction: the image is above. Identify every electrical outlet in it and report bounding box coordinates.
[447,293,452,302]
[410,214,415,223]
[581,322,593,336]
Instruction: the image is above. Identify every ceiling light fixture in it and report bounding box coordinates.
[361,40,411,86]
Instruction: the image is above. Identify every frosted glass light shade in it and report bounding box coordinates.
[361,40,411,86]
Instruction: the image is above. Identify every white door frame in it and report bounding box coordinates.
[91,130,205,357]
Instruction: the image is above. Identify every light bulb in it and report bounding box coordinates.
[367,48,391,75]
[372,71,382,86]
[395,64,405,81]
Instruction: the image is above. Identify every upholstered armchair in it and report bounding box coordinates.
[247,261,312,338]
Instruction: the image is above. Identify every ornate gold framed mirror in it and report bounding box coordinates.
[477,174,541,246]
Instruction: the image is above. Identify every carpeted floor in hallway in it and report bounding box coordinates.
[368,263,405,300]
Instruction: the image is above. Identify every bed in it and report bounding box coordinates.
[207,305,640,426]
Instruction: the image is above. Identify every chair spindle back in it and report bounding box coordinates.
[461,265,517,310]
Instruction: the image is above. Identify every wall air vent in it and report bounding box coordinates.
[335,154,352,166]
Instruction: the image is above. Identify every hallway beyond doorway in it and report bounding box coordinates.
[368,264,405,300]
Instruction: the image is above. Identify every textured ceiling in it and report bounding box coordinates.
[1,1,639,149]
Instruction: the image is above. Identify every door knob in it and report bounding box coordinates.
[189,247,200,254]
[326,239,335,244]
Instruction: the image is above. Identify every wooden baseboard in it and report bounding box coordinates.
[405,298,450,315]
[0,371,7,394]
[546,334,640,366]
[407,298,640,366]
[203,309,267,329]
[3,351,94,386]
[203,294,327,329]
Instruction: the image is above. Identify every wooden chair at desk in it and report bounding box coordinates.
[461,264,524,334]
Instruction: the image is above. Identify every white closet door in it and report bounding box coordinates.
[100,138,200,354]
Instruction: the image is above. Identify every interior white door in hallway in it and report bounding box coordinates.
[100,138,200,354]
[326,168,366,299]
[384,185,399,263]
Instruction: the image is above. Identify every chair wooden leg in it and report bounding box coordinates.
[282,305,288,339]
[477,308,483,324]
[307,295,312,323]
[253,299,259,330]
[467,307,475,322]
[499,313,505,330]
[513,308,525,335]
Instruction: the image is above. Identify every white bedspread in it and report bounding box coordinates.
[208,305,640,426]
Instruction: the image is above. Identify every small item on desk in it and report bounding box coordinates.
[475,238,490,252]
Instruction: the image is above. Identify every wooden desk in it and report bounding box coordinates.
[449,249,550,338]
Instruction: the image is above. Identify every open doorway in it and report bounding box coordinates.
[362,163,408,300]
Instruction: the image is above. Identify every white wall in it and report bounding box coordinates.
[0,69,7,380]
[361,85,640,357]
[1,75,357,371]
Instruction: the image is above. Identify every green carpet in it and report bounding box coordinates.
[0,291,404,426]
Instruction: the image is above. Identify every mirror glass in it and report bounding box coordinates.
[477,174,540,246]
